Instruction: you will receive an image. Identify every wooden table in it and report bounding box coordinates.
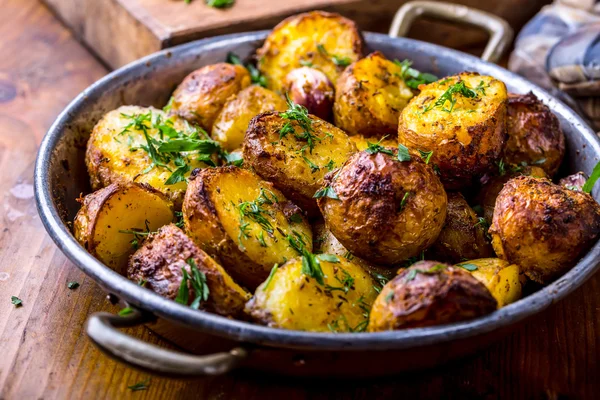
[1,1,598,398]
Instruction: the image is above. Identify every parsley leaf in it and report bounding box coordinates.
[398,144,411,162]
[11,296,22,307]
[365,136,394,155]
[317,44,351,67]
[263,263,279,291]
[67,281,79,290]
[118,307,133,316]
[225,52,266,87]
[394,59,438,89]
[187,258,210,309]
[313,186,339,199]
[583,161,600,193]
[418,149,433,164]
[422,80,478,114]
[457,263,478,271]
[128,379,150,392]
[206,0,234,9]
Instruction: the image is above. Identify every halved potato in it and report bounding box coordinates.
[256,11,364,92]
[334,52,414,137]
[128,224,251,317]
[398,72,508,189]
[74,182,174,274]
[183,166,313,290]
[211,85,286,151]
[85,105,215,208]
[243,111,356,215]
[245,256,378,332]
[170,63,251,131]
[455,258,522,308]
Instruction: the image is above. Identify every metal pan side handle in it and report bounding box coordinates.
[85,309,247,376]
[389,1,514,63]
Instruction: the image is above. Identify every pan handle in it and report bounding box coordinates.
[85,308,247,376]
[389,1,514,63]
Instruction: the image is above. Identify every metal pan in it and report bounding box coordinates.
[34,1,600,377]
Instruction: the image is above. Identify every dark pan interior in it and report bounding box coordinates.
[35,31,600,351]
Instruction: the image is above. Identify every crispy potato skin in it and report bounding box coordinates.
[317,150,447,265]
[243,111,356,215]
[211,85,286,151]
[245,257,378,332]
[285,67,335,121]
[170,63,251,131]
[431,192,494,263]
[368,261,497,331]
[313,222,397,282]
[334,52,414,137]
[458,258,522,308]
[490,176,600,283]
[257,11,363,92]
[398,72,508,189]
[73,182,174,274]
[475,166,547,224]
[85,106,211,208]
[505,92,565,177]
[128,224,251,317]
[182,166,312,290]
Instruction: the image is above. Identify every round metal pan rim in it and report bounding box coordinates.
[35,31,600,351]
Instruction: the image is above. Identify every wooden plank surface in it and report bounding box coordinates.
[0,0,599,398]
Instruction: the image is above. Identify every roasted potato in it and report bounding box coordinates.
[317,149,447,265]
[74,182,175,274]
[243,111,356,215]
[86,106,216,208]
[474,165,547,224]
[313,222,397,283]
[284,67,335,121]
[183,166,313,290]
[368,261,497,331]
[505,92,565,177]
[398,72,508,189]
[349,134,398,152]
[211,85,286,151]
[170,63,251,131]
[490,176,600,283]
[128,224,251,317]
[245,256,378,332]
[256,11,363,92]
[455,258,522,308]
[430,192,494,263]
[334,52,414,137]
[559,171,587,192]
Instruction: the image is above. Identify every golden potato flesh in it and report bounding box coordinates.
[430,192,494,264]
[474,165,547,224]
[74,183,174,274]
[243,111,356,215]
[245,256,378,332]
[211,85,286,151]
[313,222,397,283]
[490,176,600,284]
[128,224,251,317]
[317,150,447,265]
[256,11,363,93]
[368,261,497,331]
[398,72,508,189]
[183,166,313,290]
[334,52,414,137]
[85,106,215,208]
[170,63,251,131]
[349,135,398,152]
[456,258,522,308]
[505,92,565,177]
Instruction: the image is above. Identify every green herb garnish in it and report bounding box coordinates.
[365,136,394,156]
[316,44,351,67]
[119,220,154,250]
[128,379,150,392]
[118,307,133,316]
[583,161,600,193]
[206,0,235,9]
[398,144,411,162]
[405,264,446,281]
[67,281,79,290]
[394,59,438,89]
[422,80,478,114]
[175,259,210,309]
[313,186,339,200]
[457,263,478,271]
[11,296,22,307]
[398,192,411,212]
[418,149,433,164]
[263,264,279,291]
[225,52,266,87]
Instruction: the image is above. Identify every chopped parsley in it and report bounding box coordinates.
[583,161,600,193]
[372,272,390,293]
[313,186,339,200]
[325,159,335,171]
[206,0,235,9]
[394,59,438,89]
[11,296,22,307]
[418,149,433,164]
[498,158,506,176]
[398,192,412,212]
[280,95,321,153]
[457,263,478,272]
[287,231,326,285]
[397,144,411,162]
[405,264,447,281]
[175,258,210,309]
[325,267,354,294]
[128,379,150,392]
[119,220,154,250]
[263,263,279,290]
[118,307,133,316]
[67,281,79,290]
[365,136,394,155]
[225,52,266,87]
[422,80,478,114]
[316,44,351,67]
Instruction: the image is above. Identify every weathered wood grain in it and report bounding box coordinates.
[0,0,598,399]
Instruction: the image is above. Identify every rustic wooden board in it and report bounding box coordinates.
[43,0,550,69]
[3,0,600,398]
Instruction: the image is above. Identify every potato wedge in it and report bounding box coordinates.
[257,11,363,92]
[128,224,251,317]
[456,258,522,308]
[85,105,217,208]
[334,52,414,137]
[74,182,174,274]
[368,261,497,331]
[430,192,494,263]
[211,85,286,151]
[245,256,378,332]
[183,166,312,290]
[170,63,251,131]
[398,72,508,189]
[244,111,356,215]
